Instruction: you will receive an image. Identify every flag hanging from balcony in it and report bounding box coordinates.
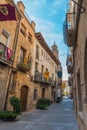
[0,4,16,21]
[57,71,62,78]
[44,71,49,81]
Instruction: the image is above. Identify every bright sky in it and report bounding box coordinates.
[14,0,69,80]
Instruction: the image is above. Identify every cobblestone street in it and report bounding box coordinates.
[0,98,79,130]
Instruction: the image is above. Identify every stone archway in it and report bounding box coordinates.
[20,86,28,112]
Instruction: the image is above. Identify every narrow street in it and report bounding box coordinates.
[0,98,79,130]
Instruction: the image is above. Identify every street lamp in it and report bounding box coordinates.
[71,0,85,13]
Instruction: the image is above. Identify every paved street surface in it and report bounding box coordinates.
[0,98,79,130]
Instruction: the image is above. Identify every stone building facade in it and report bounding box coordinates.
[64,0,87,130]
[31,32,62,104]
[0,0,21,110]
[0,0,62,112]
[8,1,36,112]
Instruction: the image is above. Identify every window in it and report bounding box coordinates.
[41,49,43,56]
[20,23,26,37]
[33,89,37,100]
[35,62,38,72]
[44,52,45,58]
[52,73,54,81]
[0,29,10,46]
[28,33,32,43]
[19,47,25,63]
[42,88,45,98]
[36,45,39,59]
[46,55,47,60]
[41,65,44,75]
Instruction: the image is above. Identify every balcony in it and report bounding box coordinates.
[17,61,31,72]
[32,72,51,85]
[67,54,72,62]
[68,75,73,82]
[0,42,13,65]
[63,13,76,47]
[50,80,58,87]
[32,72,42,82]
[68,76,73,86]
[67,63,73,74]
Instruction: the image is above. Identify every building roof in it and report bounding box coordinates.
[35,32,61,65]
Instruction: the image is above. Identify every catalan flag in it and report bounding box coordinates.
[0,4,16,21]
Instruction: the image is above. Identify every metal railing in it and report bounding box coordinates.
[0,42,13,64]
[31,72,57,86]
[63,12,76,46]
[66,13,76,30]
[17,61,32,72]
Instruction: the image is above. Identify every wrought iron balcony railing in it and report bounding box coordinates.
[67,62,73,74]
[63,12,76,47]
[17,61,32,72]
[67,54,73,63]
[0,42,13,65]
[31,72,55,85]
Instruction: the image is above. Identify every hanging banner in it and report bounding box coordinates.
[0,4,16,21]
[44,71,49,81]
[57,71,62,78]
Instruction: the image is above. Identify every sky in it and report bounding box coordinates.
[15,0,69,80]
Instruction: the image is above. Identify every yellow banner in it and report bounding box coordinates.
[44,71,49,81]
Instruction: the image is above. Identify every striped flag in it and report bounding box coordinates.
[0,4,16,21]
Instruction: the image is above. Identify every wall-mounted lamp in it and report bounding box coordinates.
[71,0,85,13]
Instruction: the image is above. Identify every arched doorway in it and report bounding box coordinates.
[20,86,28,112]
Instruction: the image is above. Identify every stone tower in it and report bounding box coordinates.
[51,41,59,59]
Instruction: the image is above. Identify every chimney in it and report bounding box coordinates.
[17,1,25,13]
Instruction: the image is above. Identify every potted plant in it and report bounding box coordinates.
[0,96,21,121]
[36,98,51,110]
[0,50,3,56]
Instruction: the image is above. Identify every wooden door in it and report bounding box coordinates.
[20,86,28,112]
[42,88,45,98]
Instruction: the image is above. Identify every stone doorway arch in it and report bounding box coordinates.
[20,86,28,112]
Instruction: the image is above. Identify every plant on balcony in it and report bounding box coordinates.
[0,50,3,56]
[0,96,21,121]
